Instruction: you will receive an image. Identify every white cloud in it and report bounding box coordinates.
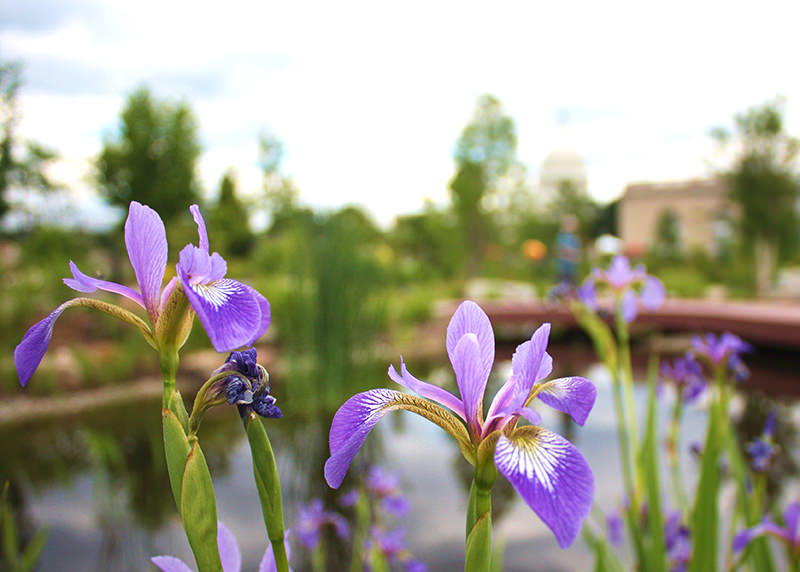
[3,0,800,227]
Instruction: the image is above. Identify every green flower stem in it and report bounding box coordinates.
[614,307,641,494]
[311,540,326,572]
[241,412,289,572]
[160,350,180,409]
[667,395,689,515]
[350,493,371,572]
[465,477,493,572]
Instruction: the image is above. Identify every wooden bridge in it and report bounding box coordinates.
[464,298,800,349]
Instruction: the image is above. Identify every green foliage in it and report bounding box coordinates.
[96,87,201,224]
[389,202,462,280]
[652,209,681,259]
[208,170,254,257]
[0,61,59,220]
[2,482,49,572]
[551,179,600,240]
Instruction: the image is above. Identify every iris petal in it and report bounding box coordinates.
[535,376,597,426]
[325,389,471,488]
[150,556,194,572]
[125,201,167,318]
[621,289,638,323]
[63,261,144,308]
[388,360,465,419]
[446,301,494,382]
[14,303,69,387]
[217,521,241,572]
[178,261,264,352]
[325,389,404,489]
[641,276,665,309]
[190,204,210,252]
[494,426,593,548]
[451,333,488,433]
[511,323,552,398]
[259,531,291,572]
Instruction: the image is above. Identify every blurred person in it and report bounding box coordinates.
[556,214,580,287]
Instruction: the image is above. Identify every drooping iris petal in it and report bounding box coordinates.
[124,201,167,318]
[178,253,265,352]
[620,289,638,323]
[14,302,70,387]
[217,521,241,572]
[577,280,598,310]
[63,261,144,308]
[242,283,271,348]
[534,376,597,426]
[325,389,406,489]
[494,426,593,548]
[445,301,494,381]
[151,555,195,572]
[784,501,800,542]
[451,333,488,433]
[388,360,465,419]
[641,276,665,309]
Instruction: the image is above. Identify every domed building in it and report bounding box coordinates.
[538,127,588,202]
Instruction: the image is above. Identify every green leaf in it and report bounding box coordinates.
[465,511,492,572]
[489,535,505,572]
[688,395,723,572]
[180,442,222,572]
[18,527,49,572]
[638,358,666,572]
[162,409,191,512]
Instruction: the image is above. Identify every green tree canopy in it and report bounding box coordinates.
[208,170,254,257]
[713,98,800,295]
[96,87,201,223]
[0,61,58,221]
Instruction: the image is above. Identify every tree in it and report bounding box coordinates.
[713,98,800,296]
[208,170,254,257]
[451,95,523,276]
[96,87,201,223]
[0,61,58,222]
[550,179,600,240]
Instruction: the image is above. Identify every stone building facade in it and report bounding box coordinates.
[618,178,731,254]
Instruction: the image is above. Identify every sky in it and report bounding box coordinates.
[2,0,799,228]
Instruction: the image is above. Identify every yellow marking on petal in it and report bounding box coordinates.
[507,426,570,493]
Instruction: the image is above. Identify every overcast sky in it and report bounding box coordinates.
[2,0,799,227]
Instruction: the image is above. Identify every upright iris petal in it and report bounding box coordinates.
[177,205,271,352]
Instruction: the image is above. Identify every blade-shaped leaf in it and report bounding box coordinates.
[180,442,222,572]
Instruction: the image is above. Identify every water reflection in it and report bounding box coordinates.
[1,342,798,571]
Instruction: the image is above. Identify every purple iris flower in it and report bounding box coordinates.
[659,353,706,404]
[365,466,410,517]
[365,527,427,572]
[324,300,596,548]
[14,202,270,387]
[746,409,777,472]
[733,501,800,558]
[580,255,664,322]
[691,332,751,367]
[606,511,624,546]
[664,511,691,572]
[150,521,291,572]
[295,499,349,550]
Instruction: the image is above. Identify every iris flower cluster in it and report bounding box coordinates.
[14,202,270,386]
[324,300,596,548]
[660,353,706,405]
[691,332,751,382]
[577,255,665,322]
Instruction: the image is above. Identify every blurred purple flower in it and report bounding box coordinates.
[15,202,270,387]
[365,466,410,517]
[150,521,290,572]
[660,353,706,404]
[746,409,778,472]
[295,499,349,550]
[664,511,691,572]
[325,301,596,548]
[606,512,624,546]
[365,527,427,572]
[691,332,751,366]
[578,255,664,322]
[733,501,800,557]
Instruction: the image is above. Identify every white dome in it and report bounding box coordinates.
[539,145,587,193]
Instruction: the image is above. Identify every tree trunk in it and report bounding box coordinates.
[754,237,776,298]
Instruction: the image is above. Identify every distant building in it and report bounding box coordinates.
[539,144,588,201]
[618,178,731,254]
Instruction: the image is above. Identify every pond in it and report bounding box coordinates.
[2,340,798,571]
